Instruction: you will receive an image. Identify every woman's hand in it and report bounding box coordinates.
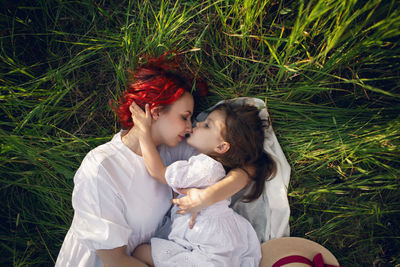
[172,188,211,229]
[129,102,152,140]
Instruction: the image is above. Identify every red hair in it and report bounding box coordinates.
[113,52,202,129]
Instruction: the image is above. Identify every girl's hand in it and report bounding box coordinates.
[129,102,152,139]
[172,188,211,229]
[172,169,250,229]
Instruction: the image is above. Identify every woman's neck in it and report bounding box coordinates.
[121,130,143,156]
[121,128,161,156]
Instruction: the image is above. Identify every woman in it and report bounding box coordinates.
[55,53,250,267]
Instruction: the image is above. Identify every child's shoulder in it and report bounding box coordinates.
[189,154,224,171]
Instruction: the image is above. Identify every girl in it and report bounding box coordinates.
[130,101,276,266]
[55,53,252,267]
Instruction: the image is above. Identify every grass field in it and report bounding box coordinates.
[1,0,399,266]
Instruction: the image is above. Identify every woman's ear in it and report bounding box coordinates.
[150,106,162,120]
[215,141,230,154]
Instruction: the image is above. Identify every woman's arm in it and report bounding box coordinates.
[133,244,154,267]
[97,246,150,267]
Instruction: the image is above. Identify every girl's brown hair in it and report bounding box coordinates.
[212,103,277,202]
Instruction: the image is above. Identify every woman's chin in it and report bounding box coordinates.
[165,137,181,147]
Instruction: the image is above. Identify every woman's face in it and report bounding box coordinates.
[152,92,194,147]
[187,109,227,155]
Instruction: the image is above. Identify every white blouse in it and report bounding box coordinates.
[55,132,196,267]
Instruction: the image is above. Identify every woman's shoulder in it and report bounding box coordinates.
[84,134,121,164]
[76,132,132,179]
[73,133,145,196]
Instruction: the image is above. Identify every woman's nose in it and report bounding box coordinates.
[185,120,192,133]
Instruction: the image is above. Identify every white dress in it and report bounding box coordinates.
[55,132,196,267]
[151,154,262,267]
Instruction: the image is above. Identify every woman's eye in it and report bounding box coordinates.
[181,116,188,121]
[205,123,209,128]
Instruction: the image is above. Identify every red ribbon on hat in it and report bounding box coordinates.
[272,253,345,267]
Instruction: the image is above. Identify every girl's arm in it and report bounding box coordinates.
[129,102,166,184]
[172,166,253,214]
[139,134,167,184]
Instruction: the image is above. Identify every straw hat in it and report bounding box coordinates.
[260,237,341,267]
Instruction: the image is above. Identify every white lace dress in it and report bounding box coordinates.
[151,153,261,267]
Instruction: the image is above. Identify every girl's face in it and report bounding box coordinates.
[187,109,227,155]
[152,92,194,147]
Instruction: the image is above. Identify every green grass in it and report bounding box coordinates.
[1,0,399,266]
